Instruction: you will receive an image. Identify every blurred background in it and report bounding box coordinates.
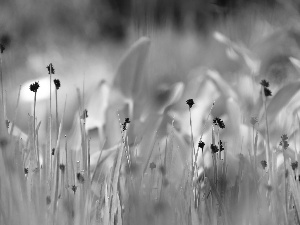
[1,0,300,136]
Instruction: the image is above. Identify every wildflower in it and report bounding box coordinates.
[250,116,258,126]
[291,161,298,171]
[186,99,195,109]
[71,185,77,194]
[24,168,29,175]
[219,140,225,151]
[213,117,225,129]
[51,148,55,155]
[122,117,131,131]
[260,80,270,88]
[211,144,219,154]
[29,82,40,92]
[260,79,272,97]
[280,134,289,150]
[76,172,85,184]
[198,141,205,149]
[53,79,61,90]
[261,160,267,169]
[46,63,55,74]
[59,164,66,173]
[0,44,5,53]
[263,88,272,97]
[150,162,156,170]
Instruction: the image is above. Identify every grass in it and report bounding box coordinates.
[2,30,300,225]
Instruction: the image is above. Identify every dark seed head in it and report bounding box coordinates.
[291,161,298,171]
[46,63,55,75]
[53,79,61,90]
[261,160,267,169]
[186,99,195,109]
[76,173,85,184]
[29,82,40,93]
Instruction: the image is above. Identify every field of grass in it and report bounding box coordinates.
[2,17,300,225]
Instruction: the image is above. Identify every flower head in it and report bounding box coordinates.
[260,80,270,88]
[213,117,225,129]
[260,80,272,97]
[263,88,272,97]
[46,63,55,74]
[186,99,195,109]
[29,82,40,92]
[150,162,156,170]
[59,164,65,172]
[198,141,205,149]
[122,117,131,131]
[53,79,61,90]
[71,185,77,194]
[211,144,219,154]
[219,140,225,151]
[280,134,289,150]
[76,172,85,184]
[261,160,267,169]
[291,161,298,171]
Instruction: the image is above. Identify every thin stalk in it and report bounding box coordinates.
[55,88,59,141]
[0,55,3,113]
[10,85,22,136]
[33,92,37,164]
[283,151,288,219]
[50,73,52,179]
[263,96,272,183]
[188,107,195,178]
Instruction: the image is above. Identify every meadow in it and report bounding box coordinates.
[2,5,300,225]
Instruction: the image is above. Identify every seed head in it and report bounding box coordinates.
[213,117,225,129]
[291,161,298,171]
[219,140,225,151]
[76,172,85,184]
[280,134,289,150]
[71,185,77,194]
[29,82,40,93]
[261,160,267,169]
[263,87,272,97]
[198,141,205,149]
[53,79,61,90]
[59,164,66,173]
[186,99,195,109]
[150,162,156,170]
[211,144,219,154]
[260,80,269,88]
[46,63,55,74]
